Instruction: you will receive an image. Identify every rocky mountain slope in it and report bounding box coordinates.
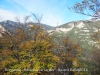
[0,19,100,58]
[48,20,100,57]
[0,20,53,32]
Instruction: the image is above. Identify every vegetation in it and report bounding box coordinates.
[0,15,83,75]
[68,0,100,75]
[69,0,100,18]
[0,0,100,75]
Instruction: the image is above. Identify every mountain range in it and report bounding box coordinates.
[47,20,100,58]
[0,19,100,58]
[0,20,53,32]
[0,20,100,50]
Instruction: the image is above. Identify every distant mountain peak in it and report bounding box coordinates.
[0,20,54,32]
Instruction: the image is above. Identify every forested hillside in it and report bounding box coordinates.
[0,0,100,75]
[0,19,100,75]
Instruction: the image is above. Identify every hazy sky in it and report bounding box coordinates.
[0,0,90,26]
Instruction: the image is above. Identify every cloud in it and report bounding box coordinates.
[0,9,28,22]
[0,9,17,21]
[0,0,69,26]
[9,0,66,26]
[0,0,89,26]
[0,9,63,26]
[10,0,45,12]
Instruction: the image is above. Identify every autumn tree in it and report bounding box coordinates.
[0,16,60,75]
[69,0,100,74]
[90,32,100,74]
[53,37,86,75]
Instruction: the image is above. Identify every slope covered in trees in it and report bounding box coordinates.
[0,18,85,75]
[0,0,100,75]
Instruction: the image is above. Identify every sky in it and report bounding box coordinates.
[0,0,90,27]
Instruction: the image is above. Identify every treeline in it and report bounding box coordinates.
[0,18,100,75]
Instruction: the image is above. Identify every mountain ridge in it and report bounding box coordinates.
[0,20,54,32]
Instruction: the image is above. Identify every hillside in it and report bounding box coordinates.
[48,20,100,58]
[0,20,53,32]
[1,19,100,57]
[0,19,100,75]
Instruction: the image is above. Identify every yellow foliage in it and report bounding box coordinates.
[0,25,59,75]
